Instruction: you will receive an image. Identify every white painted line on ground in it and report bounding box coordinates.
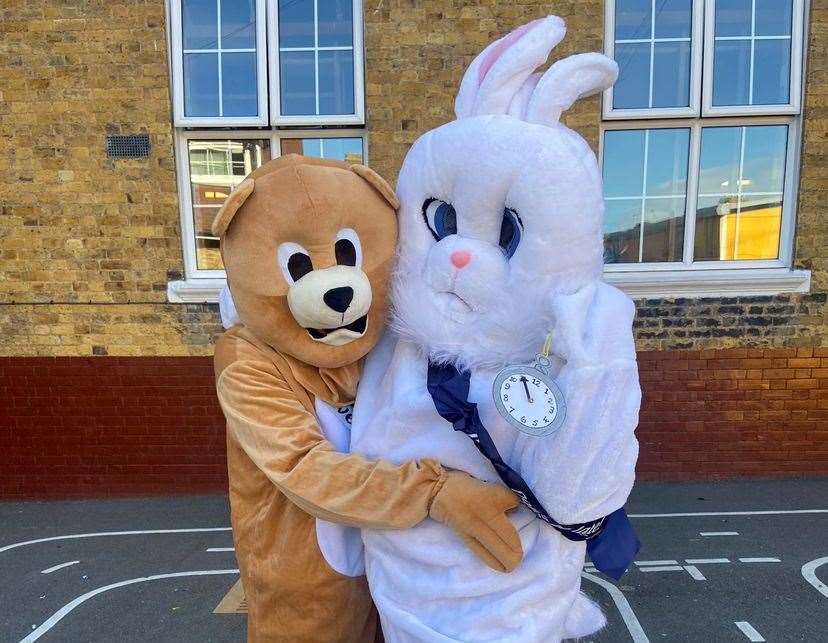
[206,547,235,552]
[685,558,730,564]
[581,572,649,643]
[0,528,232,555]
[639,565,684,572]
[629,509,828,518]
[683,565,706,580]
[19,569,240,642]
[40,561,80,575]
[735,621,765,641]
[801,556,828,599]
[635,559,678,566]
[700,531,739,536]
[739,557,781,563]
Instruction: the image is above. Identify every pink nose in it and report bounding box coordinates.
[450,250,472,269]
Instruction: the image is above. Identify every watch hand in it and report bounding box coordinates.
[519,376,533,403]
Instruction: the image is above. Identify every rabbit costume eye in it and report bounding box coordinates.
[422,199,457,241]
[499,208,523,258]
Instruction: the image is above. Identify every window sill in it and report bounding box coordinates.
[167,279,225,304]
[167,268,812,305]
[604,267,811,299]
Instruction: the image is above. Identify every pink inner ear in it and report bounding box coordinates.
[477,18,544,84]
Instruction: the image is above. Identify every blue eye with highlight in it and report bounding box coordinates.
[422,198,457,241]
[499,208,523,258]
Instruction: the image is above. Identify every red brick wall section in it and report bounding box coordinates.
[637,347,828,480]
[0,357,227,500]
[1,351,827,500]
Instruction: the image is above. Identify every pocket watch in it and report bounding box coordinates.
[492,349,566,437]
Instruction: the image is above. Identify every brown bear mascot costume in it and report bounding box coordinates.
[211,154,523,642]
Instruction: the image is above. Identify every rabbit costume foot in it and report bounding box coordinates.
[563,593,607,640]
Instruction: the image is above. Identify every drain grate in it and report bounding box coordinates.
[106,133,151,159]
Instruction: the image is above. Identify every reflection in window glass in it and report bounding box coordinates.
[187,139,271,269]
[278,0,356,117]
[181,0,260,118]
[712,0,793,107]
[602,128,689,263]
[613,0,693,109]
[694,125,787,261]
[280,137,364,164]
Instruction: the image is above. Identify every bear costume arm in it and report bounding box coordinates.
[217,357,449,530]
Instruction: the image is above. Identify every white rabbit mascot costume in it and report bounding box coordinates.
[345,16,641,643]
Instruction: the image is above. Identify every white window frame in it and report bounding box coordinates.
[169,128,368,302]
[268,0,366,126]
[169,0,269,127]
[599,0,811,298]
[603,0,705,119]
[702,0,805,116]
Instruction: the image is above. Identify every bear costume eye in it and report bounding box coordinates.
[287,253,313,281]
[499,208,523,259]
[277,242,314,285]
[423,198,457,241]
[335,228,363,268]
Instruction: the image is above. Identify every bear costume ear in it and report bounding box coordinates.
[211,177,255,237]
[350,164,400,210]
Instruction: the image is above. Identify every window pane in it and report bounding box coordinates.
[221,52,258,116]
[613,42,650,109]
[278,0,314,48]
[615,0,651,40]
[187,139,270,270]
[646,128,689,196]
[753,39,791,105]
[602,128,688,263]
[318,0,354,47]
[604,200,643,264]
[642,197,685,262]
[184,53,219,116]
[182,0,217,49]
[742,125,788,194]
[652,41,691,108]
[712,40,751,106]
[603,130,646,198]
[654,0,692,38]
[221,0,256,49]
[698,126,742,194]
[714,0,752,37]
[280,50,316,115]
[318,137,364,163]
[318,50,355,115]
[694,126,786,261]
[755,0,792,37]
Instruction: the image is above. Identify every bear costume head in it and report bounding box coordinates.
[212,154,399,369]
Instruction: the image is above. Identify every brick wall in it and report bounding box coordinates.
[638,348,828,479]
[0,357,227,499]
[3,349,826,500]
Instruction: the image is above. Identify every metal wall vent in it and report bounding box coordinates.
[106,134,151,159]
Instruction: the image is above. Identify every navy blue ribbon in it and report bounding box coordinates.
[426,360,639,580]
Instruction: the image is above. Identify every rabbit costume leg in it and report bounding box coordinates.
[345,16,640,642]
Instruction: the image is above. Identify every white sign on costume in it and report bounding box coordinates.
[325,15,641,643]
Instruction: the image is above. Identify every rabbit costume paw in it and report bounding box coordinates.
[333,15,642,643]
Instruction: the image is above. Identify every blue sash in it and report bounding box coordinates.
[426,360,639,580]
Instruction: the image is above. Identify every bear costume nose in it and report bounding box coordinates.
[324,286,354,313]
[450,250,472,269]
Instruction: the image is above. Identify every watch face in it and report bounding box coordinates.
[492,366,566,437]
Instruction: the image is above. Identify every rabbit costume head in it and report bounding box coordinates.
[392,16,618,371]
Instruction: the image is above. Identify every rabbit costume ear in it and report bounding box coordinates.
[454,16,565,119]
[526,53,618,126]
